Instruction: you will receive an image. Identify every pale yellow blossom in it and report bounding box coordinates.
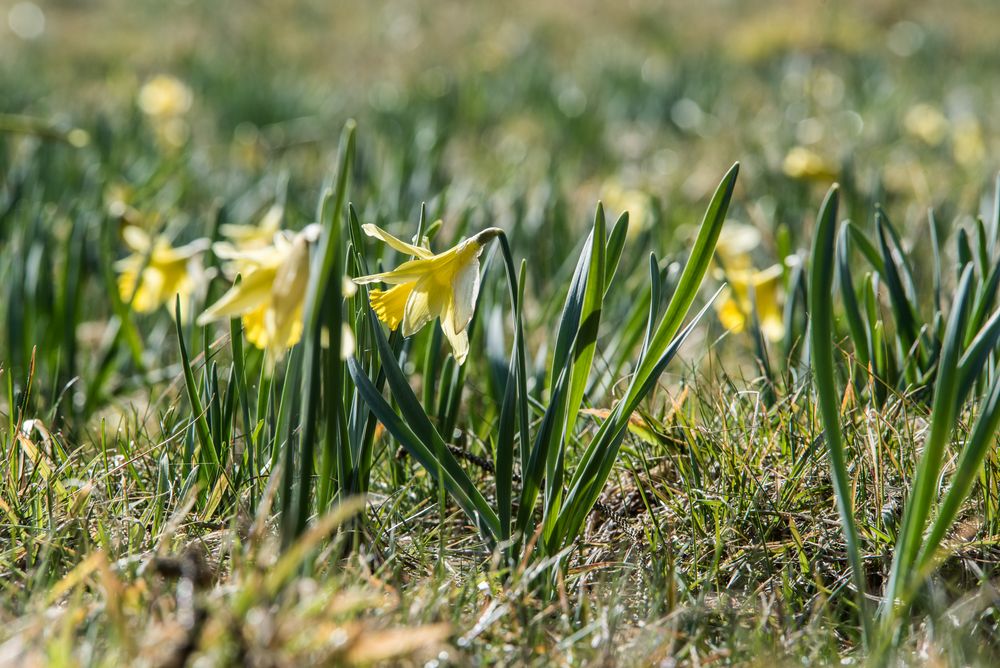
[115,226,208,316]
[138,75,192,118]
[714,222,761,273]
[217,204,284,252]
[953,118,985,167]
[783,146,837,181]
[716,264,785,342]
[353,224,502,365]
[199,225,320,359]
[601,180,651,239]
[904,104,948,146]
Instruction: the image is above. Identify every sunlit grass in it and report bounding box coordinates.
[3,1,1000,665]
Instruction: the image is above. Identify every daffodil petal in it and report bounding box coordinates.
[353,258,438,285]
[116,268,139,305]
[197,268,276,324]
[132,267,166,313]
[340,323,356,360]
[220,204,282,243]
[759,312,786,342]
[123,226,152,253]
[242,304,270,349]
[752,263,784,285]
[219,222,259,239]
[266,303,304,352]
[716,292,747,333]
[715,223,761,259]
[212,241,280,265]
[447,255,480,335]
[362,223,434,259]
[440,313,470,364]
[752,264,785,341]
[113,255,142,273]
[402,277,444,337]
[173,238,211,259]
[270,235,311,324]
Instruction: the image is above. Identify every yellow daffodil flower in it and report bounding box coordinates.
[782,146,837,182]
[198,225,320,358]
[953,118,985,167]
[714,222,761,273]
[115,226,208,316]
[217,203,284,251]
[904,104,948,146]
[137,75,192,119]
[601,180,651,239]
[138,74,193,148]
[715,263,786,342]
[353,224,502,365]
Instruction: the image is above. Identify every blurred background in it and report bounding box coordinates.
[5,0,1000,214]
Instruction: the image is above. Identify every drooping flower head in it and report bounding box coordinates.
[353,224,502,364]
[198,225,320,358]
[715,264,786,342]
[115,226,208,316]
[216,203,284,252]
[713,223,786,342]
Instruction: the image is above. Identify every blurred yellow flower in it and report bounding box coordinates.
[199,225,320,358]
[714,222,761,273]
[727,10,871,62]
[953,119,985,167]
[783,146,837,181]
[104,182,144,224]
[115,226,208,315]
[715,264,785,342]
[904,104,948,146]
[353,224,502,365]
[217,204,284,251]
[137,75,193,118]
[601,180,651,239]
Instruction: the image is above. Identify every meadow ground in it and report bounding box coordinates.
[4,1,1000,665]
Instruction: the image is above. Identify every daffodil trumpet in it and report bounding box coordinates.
[353,224,503,365]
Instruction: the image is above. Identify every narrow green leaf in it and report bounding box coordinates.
[877,211,920,354]
[884,264,975,620]
[495,241,528,545]
[359,308,501,540]
[603,211,629,298]
[808,185,872,646]
[837,225,871,383]
[174,296,219,471]
[563,162,738,512]
[918,372,1000,572]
